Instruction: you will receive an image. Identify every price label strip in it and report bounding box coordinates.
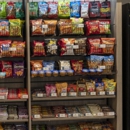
[85,113,92,116]
[107,91,115,95]
[69,92,77,97]
[89,92,96,96]
[59,114,66,118]
[73,113,79,117]
[37,93,44,98]
[107,112,115,116]
[79,92,86,96]
[98,91,105,96]
[61,93,67,97]
[22,95,28,99]
[97,112,104,116]
[34,115,41,119]
[51,93,57,97]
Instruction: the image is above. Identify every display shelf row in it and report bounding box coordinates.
[0,119,28,123]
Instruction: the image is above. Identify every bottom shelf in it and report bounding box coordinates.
[32,116,115,122]
[0,119,28,123]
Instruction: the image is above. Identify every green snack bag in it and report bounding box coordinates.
[15,2,24,19]
[58,0,70,18]
[29,2,38,18]
[0,2,7,18]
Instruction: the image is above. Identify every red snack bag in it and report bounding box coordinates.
[17,88,28,99]
[89,1,100,18]
[32,41,45,56]
[0,40,11,57]
[6,2,15,19]
[8,89,18,99]
[2,61,12,78]
[48,1,58,19]
[86,20,100,35]
[71,60,83,74]
[30,60,43,71]
[67,84,77,92]
[87,38,102,54]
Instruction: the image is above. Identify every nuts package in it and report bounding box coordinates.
[59,60,71,70]
[9,19,23,37]
[15,2,24,19]
[58,0,70,18]
[0,20,9,36]
[0,40,11,57]
[58,38,75,56]
[81,1,89,18]
[31,19,43,35]
[89,1,100,17]
[30,60,43,71]
[1,61,12,78]
[43,20,57,36]
[13,61,24,77]
[48,1,58,19]
[45,39,58,56]
[38,1,48,17]
[100,1,111,17]
[29,2,38,18]
[71,60,83,74]
[32,41,45,56]
[10,41,25,57]
[8,89,18,99]
[74,38,87,55]
[70,1,80,18]
[0,2,7,18]
[6,2,15,19]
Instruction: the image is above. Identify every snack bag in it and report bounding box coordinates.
[0,20,9,36]
[30,60,43,71]
[0,2,7,18]
[89,1,100,17]
[31,19,43,35]
[86,81,95,92]
[67,84,78,93]
[59,60,71,70]
[0,40,11,57]
[95,82,105,93]
[1,61,12,78]
[6,2,15,19]
[9,19,22,37]
[43,61,55,71]
[15,2,24,19]
[13,61,24,77]
[29,2,38,18]
[17,88,28,99]
[100,1,111,17]
[56,82,67,96]
[8,89,18,99]
[48,1,58,19]
[58,0,70,18]
[32,41,45,56]
[70,1,80,18]
[81,1,89,18]
[38,1,48,17]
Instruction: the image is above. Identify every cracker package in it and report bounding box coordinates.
[0,20,9,36]
[13,61,24,77]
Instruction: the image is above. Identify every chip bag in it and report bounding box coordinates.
[29,2,38,18]
[15,2,24,19]
[0,2,7,18]
[0,20,9,36]
[81,1,89,18]
[6,2,15,19]
[30,60,43,71]
[58,0,70,18]
[70,1,80,18]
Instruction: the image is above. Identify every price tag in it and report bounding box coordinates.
[51,46,57,50]
[73,45,79,49]
[73,113,79,117]
[97,112,104,116]
[85,113,92,116]
[9,47,16,51]
[80,92,86,96]
[98,66,106,69]
[34,115,41,119]
[99,91,105,95]
[108,112,115,116]
[100,44,106,48]
[59,114,66,118]
[69,92,77,96]
[0,96,5,99]
[90,92,96,96]
[37,93,43,97]
[51,93,57,97]
[108,91,115,95]
[42,25,48,28]
[61,93,67,97]
[22,95,28,99]
[77,24,84,27]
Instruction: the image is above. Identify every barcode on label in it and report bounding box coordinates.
[51,93,57,97]
[59,114,66,118]
[61,93,67,97]
[22,95,28,99]
[108,112,115,116]
[37,93,43,97]
[80,92,86,96]
[99,91,105,95]
[69,92,77,96]
[0,96,5,99]
[109,91,115,95]
[34,115,40,119]
[90,92,96,95]
[85,113,92,116]
[97,112,104,116]
[73,113,79,117]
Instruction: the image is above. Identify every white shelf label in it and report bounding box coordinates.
[42,25,48,28]
[51,93,57,97]
[99,91,105,95]
[108,91,115,95]
[9,47,16,51]
[61,93,67,97]
[85,113,92,116]
[37,93,43,97]
[108,112,115,116]
[77,24,84,28]
[98,66,106,69]
[90,92,96,96]
[59,114,66,118]
[34,115,41,119]
[80,92,86,96]
[100,44,106,48]
[97,112,104,116]
[22,95,28,99]
[73,45,79,49]
[0,96,5,99]
[73,113,79,117]
[69,92,77,96]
